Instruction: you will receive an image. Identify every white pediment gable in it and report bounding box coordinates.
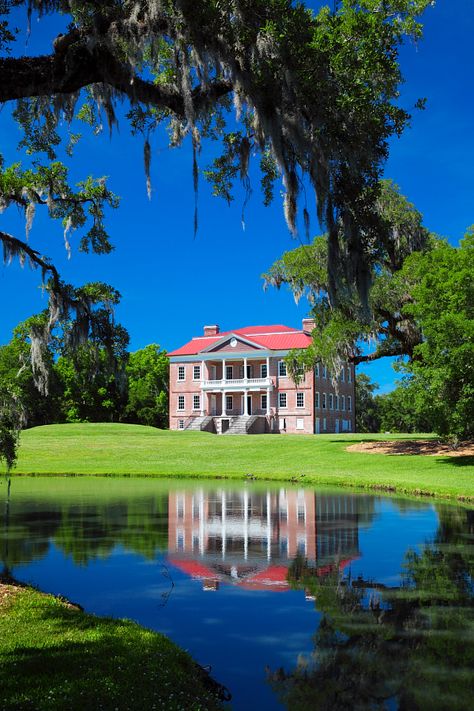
[201,333,264,354]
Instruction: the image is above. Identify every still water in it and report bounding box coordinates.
[1,477,473,710]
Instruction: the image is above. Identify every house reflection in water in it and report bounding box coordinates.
[168,489,369,592]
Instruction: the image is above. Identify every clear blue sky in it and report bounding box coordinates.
[1,1,473,394]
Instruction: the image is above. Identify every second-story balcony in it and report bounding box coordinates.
[202,377,273,391]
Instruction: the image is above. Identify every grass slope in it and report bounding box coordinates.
[0,582,224,711]
[7,423,474,501]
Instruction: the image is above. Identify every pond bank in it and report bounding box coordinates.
[0,576,227,711]
[5,423,474,503]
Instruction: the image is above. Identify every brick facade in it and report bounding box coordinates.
[168,322,355,434]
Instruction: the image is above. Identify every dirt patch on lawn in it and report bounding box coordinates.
[0,581,21,608]
[347,440,474,457]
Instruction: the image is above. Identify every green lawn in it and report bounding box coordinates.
[6,423,474,501]
[0,582,224,711]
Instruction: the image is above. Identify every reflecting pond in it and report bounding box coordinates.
[1,477,473,710]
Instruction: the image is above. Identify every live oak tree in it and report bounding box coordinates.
[0,0,432,463]
[1,1,432,312]
[264,187,474,440]
[262,180,432,378]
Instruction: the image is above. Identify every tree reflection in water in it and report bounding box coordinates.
[268,506,474,711]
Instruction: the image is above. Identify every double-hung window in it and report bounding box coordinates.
[329,393,334,410]
[261,394,267,411]
[340,367,345,383]
[279,360,287,377]
[260,363,268,378]
[226,365,233,380]
[296,392,304,408]
[348,395,352,412]
[348,368,352,383]
[193,394,200,411]
[178,365,185,381]
[315,363,320,378]
[193,365,201,380]
[226,395,233,412]
[341,395,346,411]
[279,392,287,408]
[322,366,327,379]
[177,395,185,411]
[315,392,320,409]
[322,393,327,410]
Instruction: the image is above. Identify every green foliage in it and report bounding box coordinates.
[355,373,381,433]
[402,232,474,442]
[376,378,432,433]
[0,159,118,253]
[0,386,22,471]
[123,344,169,429]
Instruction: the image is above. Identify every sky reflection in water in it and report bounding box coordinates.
[1,477,472,710]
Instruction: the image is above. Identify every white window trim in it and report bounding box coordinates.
[296,392,305,408]
[322,393,327,410]
[340,367,345,382]
[260,363,268,378]
[296,418,304,430]
[193,394,200,411]
[279,392,287,409]
[348,368,352,383]
[278,360,287,377]
[178,419,184,430]
[192,365,201,381]
[261,394,267,410]
[329,394,334,410]
[315,392,320,409]
[315,363,320,377]
[177,395,185,411]
[348,395,352,412]
[226,365,233,380]
[226,395,233,411]
[177,366,185,382]
[341,395,346,411]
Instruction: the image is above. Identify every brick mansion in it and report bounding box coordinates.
[168,319,355,435]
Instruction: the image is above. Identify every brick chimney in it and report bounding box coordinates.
[204,325,220,337]
[302,317,316,333]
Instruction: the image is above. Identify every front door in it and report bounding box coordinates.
[247,396,252,415]
[211,395,217,416]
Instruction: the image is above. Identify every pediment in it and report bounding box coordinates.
[202,333,263,354]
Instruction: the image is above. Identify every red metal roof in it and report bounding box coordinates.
[168,325,311,356]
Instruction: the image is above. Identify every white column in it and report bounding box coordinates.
[243,489,249,561]
[222,491,226,559]
[243,356,248,382]
[266,387,271,415]
[266,356,270,380]
[222,391,227,416]
[199,489,205,556]
[266,491,271,561]
[222,358,226,384]
[243,389,248,416]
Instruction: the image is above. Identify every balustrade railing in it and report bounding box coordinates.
[202,376,273,389]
